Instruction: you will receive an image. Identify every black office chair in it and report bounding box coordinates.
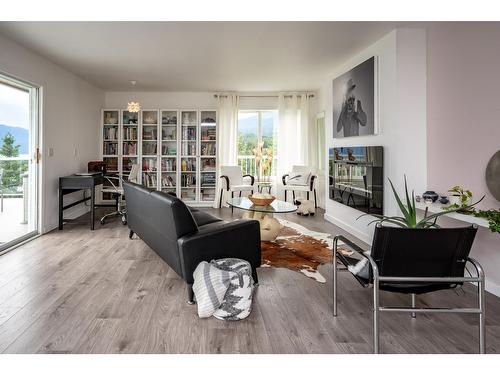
[333,224,484,354]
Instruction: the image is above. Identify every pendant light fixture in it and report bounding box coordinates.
[127,80,141,113]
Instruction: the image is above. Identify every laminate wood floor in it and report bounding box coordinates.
[0,207,499,354]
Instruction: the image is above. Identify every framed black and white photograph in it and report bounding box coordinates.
[332,56,377,138]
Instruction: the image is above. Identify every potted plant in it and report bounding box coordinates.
[359,177,477,228]
[474,209,500,234]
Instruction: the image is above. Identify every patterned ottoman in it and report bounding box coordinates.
[192,258,255,321]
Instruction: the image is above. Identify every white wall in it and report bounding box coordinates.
[317,29,427,243]
[426,23,500,295]
[0,33,104,233]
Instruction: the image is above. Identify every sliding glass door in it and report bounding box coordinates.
[0,73,40,253]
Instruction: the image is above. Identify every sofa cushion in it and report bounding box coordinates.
[190,209,223,227]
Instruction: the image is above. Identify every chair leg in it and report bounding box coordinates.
[187,284,195,305]
[292,191,296,202]
[219,189,223,208]
[239,191,242,198]
[307,191,310,200]
[314,189,318,208]
[129,230,134,239]
[252,268,259,286]
[411,293,417,318]
[479,277,486,354]
[373,279,380,354]
[284,190,287,202]
[231,191,234,213]
[333,239,338,317]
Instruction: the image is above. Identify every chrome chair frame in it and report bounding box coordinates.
[100,175,127,225]
[332,232,486,354]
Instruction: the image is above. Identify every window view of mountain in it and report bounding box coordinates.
[0,124,29,155]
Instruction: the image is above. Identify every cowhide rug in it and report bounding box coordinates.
[261,219,348,283]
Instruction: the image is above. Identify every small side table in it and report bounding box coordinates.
[257,181,272,194]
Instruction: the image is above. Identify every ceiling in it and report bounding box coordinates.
[0,22,405,92]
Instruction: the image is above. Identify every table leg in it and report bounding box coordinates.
[241,211,282,241]
[90,187,95,230]
[58,186,63,230]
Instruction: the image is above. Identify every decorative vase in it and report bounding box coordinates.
[422,191,439,203]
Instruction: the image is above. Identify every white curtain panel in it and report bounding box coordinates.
[213,94,239,208]
[277,94,310,191]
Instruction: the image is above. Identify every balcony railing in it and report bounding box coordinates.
[0,155,30,194]
[237,155,277,180]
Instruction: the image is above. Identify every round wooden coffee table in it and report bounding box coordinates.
[226,197,297,241]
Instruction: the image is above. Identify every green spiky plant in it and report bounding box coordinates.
[359,176,481,228]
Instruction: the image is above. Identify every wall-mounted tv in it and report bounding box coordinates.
[329,146,384,214]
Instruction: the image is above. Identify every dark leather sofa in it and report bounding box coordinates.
[123,181,261,303]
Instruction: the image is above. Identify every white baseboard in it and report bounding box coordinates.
[42,205,90,234]
[324,212,372,244]
[486,279,500,297]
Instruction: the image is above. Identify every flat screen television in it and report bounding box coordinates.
[329,146,383,214]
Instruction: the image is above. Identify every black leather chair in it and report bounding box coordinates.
[333,224,485,354]
[123,181,262,304]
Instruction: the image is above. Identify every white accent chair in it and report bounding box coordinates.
[219,166,255,211]
[282,165,318,208]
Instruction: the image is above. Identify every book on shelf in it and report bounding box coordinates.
[161,174,176,187]
[104,158,118,171]
[104,142,118,155]
[142,142,158,155]
[123,126,137,140]
[201,158,216,171]
[103,126,118,140]
[142,158,158,171]
[161,158,176,171]
[143,128,157,140]
[181,158,196,171]
[181,174,197,187]
[201,173,216,185]
[162,144,177,155]
[200,143,216,156]
[201,128,216,140]
[181,127,196,140]
[143,173,157,188]
[181,142,196,156]
[123,142,137,155]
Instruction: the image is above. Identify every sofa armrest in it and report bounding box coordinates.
[177,219,261,283]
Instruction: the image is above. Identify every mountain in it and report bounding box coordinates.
[0,124,29,155]
[238,115,275,136]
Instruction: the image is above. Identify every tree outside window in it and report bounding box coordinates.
[237,111,278,179]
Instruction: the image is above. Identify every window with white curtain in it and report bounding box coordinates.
[237,110,278,178]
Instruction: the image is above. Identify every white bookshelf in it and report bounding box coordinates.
[100,108,217,206]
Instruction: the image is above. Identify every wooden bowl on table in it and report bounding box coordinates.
[248,195,275,206]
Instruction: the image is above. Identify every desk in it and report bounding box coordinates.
[58,173,104,230]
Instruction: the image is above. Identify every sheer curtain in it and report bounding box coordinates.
[213,94,239,208]
[277,94,310,186]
